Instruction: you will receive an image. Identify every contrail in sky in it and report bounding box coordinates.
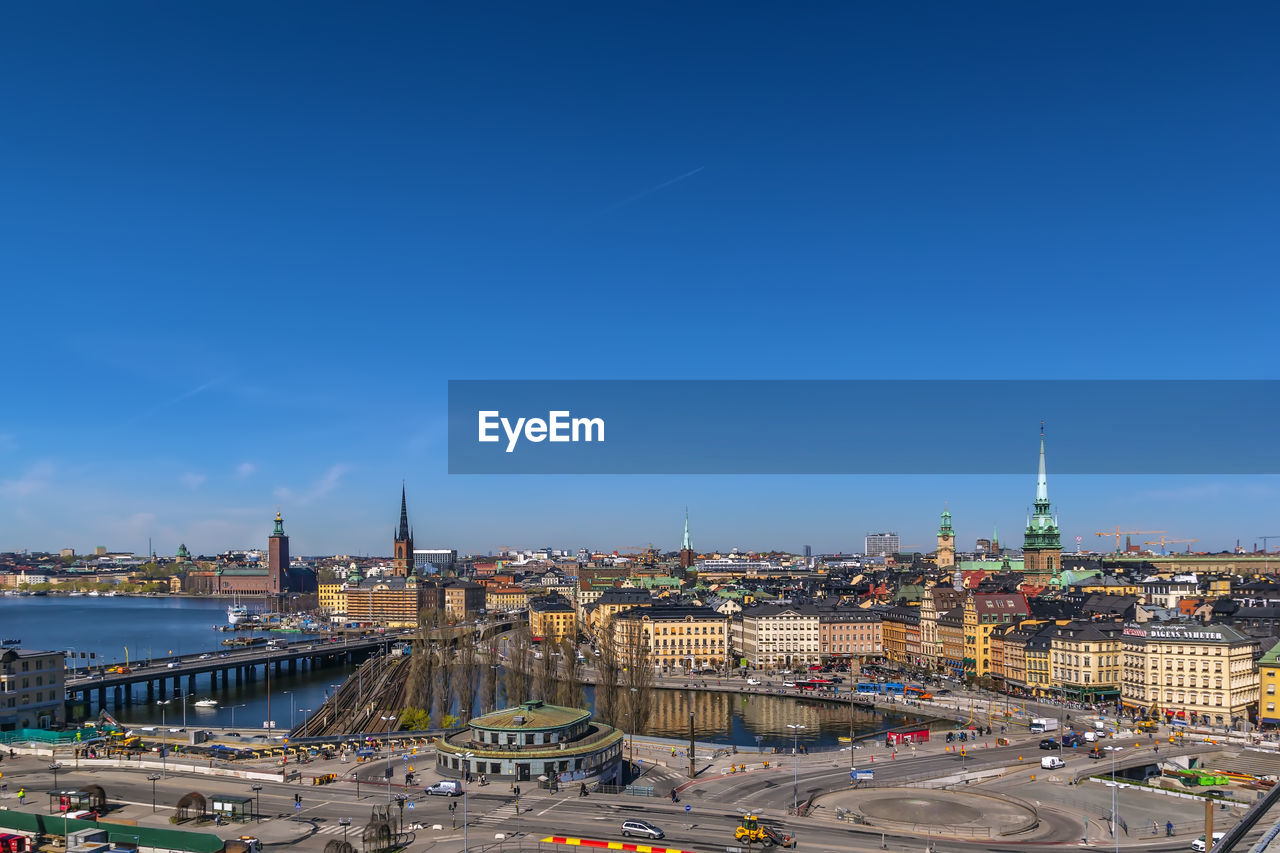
[607,166,705,211]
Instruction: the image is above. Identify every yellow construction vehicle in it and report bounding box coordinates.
[735,814,796,848]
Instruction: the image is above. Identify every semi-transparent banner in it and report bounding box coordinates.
[447,380,1278,474]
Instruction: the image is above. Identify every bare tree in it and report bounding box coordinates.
[429,645,450,726]
[452,624,479,724]
[622,619,654,737]
[479,654,497,714]
[554,636,585,708]
[504,623,532,704]
[595,615,623,728]
[532,639,556,701]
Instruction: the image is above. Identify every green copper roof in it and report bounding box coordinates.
[272,511,286,537]
[682,508,693,551]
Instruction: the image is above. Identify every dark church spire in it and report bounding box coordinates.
[398,483,411,541]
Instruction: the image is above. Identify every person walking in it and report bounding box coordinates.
[1166,821,1174,836]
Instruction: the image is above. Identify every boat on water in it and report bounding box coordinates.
[227,604,250,626]
[68,591,86,597]
[88,590,101,597]
[194,699,218,708]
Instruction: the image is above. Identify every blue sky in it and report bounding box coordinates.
[1,3,1277,557]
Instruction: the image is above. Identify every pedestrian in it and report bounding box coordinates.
[1166,821,1173,836]
[1152,822,1158,836]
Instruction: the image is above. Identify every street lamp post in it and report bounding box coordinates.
[229,704,246,728]
[147,774,161,812]
[786,724,805,814]
[1105,746,1123,853]
[462,751,474,853]
[251,784,263,823]
[299,709,312,738]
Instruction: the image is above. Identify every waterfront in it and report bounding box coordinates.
[2,597,919,745]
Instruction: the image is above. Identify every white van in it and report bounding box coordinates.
[426,780,462,797]
[1084,730,1097,742]
[1041,756,1065,770]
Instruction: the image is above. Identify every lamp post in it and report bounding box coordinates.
[786,724,805,814]
[157,699,169,727]
[147,774,161,812]
[339,817,351,846]
[251,784,262,823]
[229,704,246,728]
[462,751,474,853]
[49,761,63,791]
[1105,746,1123,853]
[299,709,312,738]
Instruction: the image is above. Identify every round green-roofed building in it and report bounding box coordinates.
[434,699,624,785]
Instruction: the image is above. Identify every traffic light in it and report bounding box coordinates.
[294,794,301,805]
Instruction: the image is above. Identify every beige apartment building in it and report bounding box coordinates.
[1121,622,1258,727]
[611,605,729,672]
[738,604,820,669]
[1050,620,1123,703]
[0,648,66,730]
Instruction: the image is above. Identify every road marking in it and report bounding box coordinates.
[537,799,573,816]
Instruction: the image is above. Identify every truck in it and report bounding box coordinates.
[1030,717,1059,733]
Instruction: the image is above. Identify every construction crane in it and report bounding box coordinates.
[1143,536,1199,554]
[1259,536,1280,553]
[1095,527,1165,553]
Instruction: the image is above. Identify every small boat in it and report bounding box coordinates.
[194,699,218,708]
[227,604,250,626]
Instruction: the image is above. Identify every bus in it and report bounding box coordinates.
[856,682,905,695]
[905,686,933,700]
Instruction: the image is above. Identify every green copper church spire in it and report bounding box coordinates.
[938,504,953,536]
[1024,422,1061,551]
[682,507,693,551]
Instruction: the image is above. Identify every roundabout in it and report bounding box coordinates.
[815,787,1040,839]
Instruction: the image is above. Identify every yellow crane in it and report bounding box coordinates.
[1095,527,1165,552]
[1143,536,1199,554]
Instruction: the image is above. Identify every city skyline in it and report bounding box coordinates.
[2,4,1277,556]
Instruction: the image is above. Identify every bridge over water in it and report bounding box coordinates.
[64,631,412,712]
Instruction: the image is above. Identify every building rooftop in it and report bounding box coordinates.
[470,700,590,731]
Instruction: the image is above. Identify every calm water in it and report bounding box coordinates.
[0,597,917,746]
[0,595,354,731]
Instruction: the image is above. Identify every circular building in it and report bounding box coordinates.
[435,700,624,785]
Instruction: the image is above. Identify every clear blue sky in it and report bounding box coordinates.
[1,3,1277,557]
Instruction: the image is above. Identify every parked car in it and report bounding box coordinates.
[782,680,797,688]
[746,678,761,686]
[1040,756,1065,770]
[1038,739,1058,750]
[621,820,664,840]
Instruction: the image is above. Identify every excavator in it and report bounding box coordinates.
[735,813,796,848]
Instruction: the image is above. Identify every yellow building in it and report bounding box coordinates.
[962,592,1030,677]
[529,595,577,643]
[1122,622,1259,727]
[1025,629,1053,695]
[319,581,347,615]
[1259,644,1280,726]
[485,586,529,612]
[1050,620,1122,703]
